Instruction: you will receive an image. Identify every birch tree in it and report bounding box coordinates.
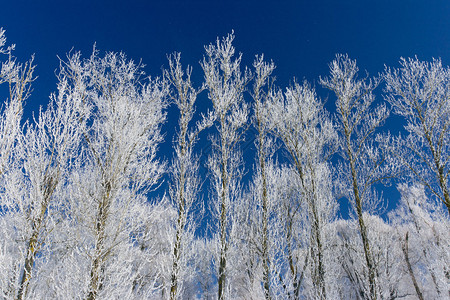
[200,32,250,300]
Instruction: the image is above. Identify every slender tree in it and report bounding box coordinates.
[165,53,208,299]
[15,75,82,300]
[0,29,70,300]
[268,81,337,299]
[384,57,450,214]
[0,28,35,177]
[251,55,276,300]
[55,49,167,300]
[321,54,396,300]
[0,64,81,300]
[200,32,250,300]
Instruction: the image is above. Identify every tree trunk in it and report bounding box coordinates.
[86,195,108,300]
[347,134,377,300]
[401,232,424,300]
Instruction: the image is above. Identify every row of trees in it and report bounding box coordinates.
[0,30,448,299]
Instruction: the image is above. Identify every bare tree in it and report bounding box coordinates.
[200,32,250,300]
[321,54,396,300]
[0,27,35,177]
[16,78,82,300]
[251,55,276,300]
[0,70,81,300]
[55,49,167,300]
[384,57,450,214]
[390,183,450,298]
[268,80,337,299]
[165,52,208,299]
[269,165,308,299]
[0,29,73,300]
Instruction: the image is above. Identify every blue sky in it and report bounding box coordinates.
[2,0,450,216]
[3,1,450,111]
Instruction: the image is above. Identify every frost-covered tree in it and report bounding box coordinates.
[0,28,35,177]
[0,69,81,300]
[15,79,82,300]
[190,238,217,299]
[269,165,308,299]
[321,54,397,300]
[250,55,276,299]
[165,53,208,299]
[0,30,66,300]
[390,183,450,299]
[50,49,168,299]
[332,213,407,300]
[200,32,250,300]
[128,198,178,299]
[384,57,450,214]
[268,81,337,299]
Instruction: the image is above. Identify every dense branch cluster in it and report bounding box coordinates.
[0,30,449,299]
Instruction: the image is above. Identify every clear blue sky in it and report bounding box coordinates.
[3,0,450,111]
[2,0,450,216]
